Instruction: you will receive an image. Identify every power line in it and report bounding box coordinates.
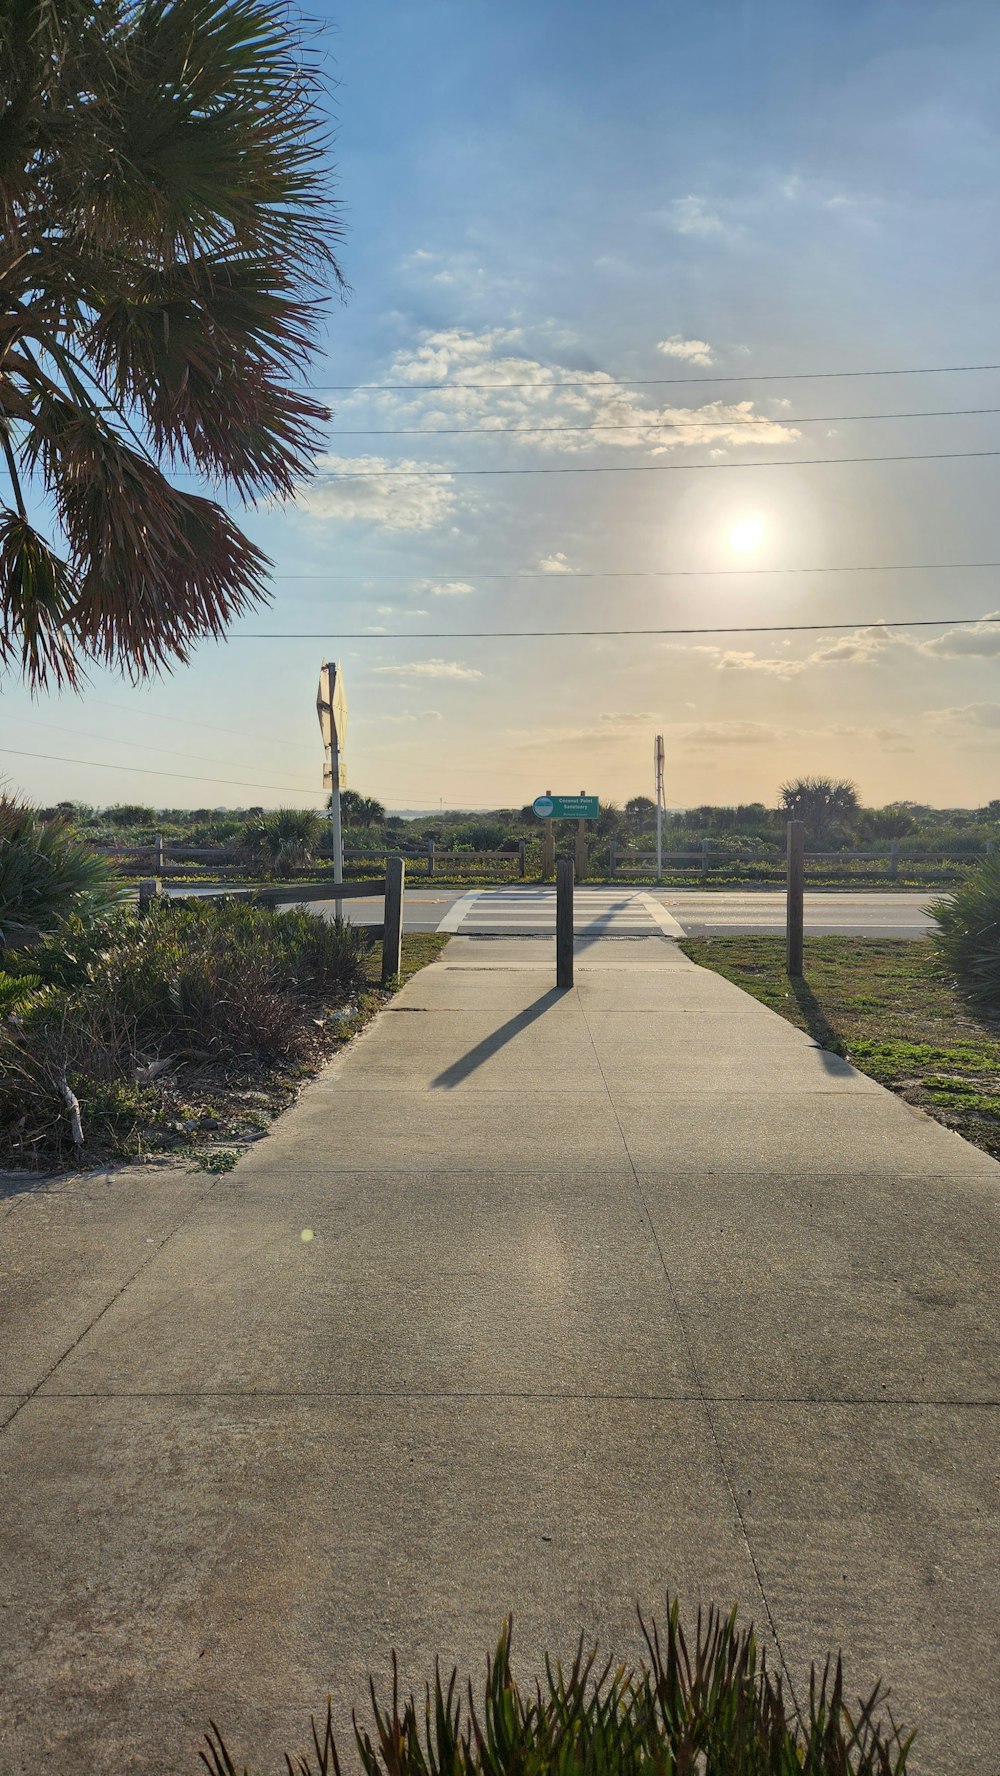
[307,448,1000,481]
[85,695,309,752]
[0,746,319,797]
[302,361,1000,393]
[232,616,1000,640]
[268,559,1000,583]
[13,713,277,773]
[323,405,1000,437]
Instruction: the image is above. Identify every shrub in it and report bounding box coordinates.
[0,797,122,948]
[241,808,323,877]
[0,900,371,1163]
[200,1603,912,1776]
[929,856,1000,1012]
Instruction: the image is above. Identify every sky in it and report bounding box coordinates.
[5,0,1000,813]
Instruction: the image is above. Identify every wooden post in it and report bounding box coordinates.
[154,833,164,871]
[427,838,435,877]
[786,820,804,978]
[575,817,587,882]
[701,836,710,882]
[137,878,160,916]
[518,839,526,878]
[609,837,617,878]
[889,839,898,879]
[556,856,574,989]
[541,804,555,880]
[382,856,405,985]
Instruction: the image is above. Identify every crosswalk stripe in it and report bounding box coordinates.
[437,887,681,937]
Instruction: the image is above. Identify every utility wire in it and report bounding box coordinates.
[305,448,1000,480]
[0,747,320,797]
[232,616,999,640]
[268,559,1000,582]
[85,695,310,752]
[322,405,1000,436]
[300,361,1000,392]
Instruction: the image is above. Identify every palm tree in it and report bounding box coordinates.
[779,777,860,848]
[0,0,342,686]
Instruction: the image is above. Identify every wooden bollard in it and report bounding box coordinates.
[786,820,804,977]
[556,856,574,989]
[382,855,405,985]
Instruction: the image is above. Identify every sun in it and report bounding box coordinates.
[728,514,765,553]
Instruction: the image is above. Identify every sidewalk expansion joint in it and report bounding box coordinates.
[573,982,801,1716]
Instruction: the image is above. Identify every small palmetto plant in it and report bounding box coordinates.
[0,795,122,947]
[0,0,342,686]
[241,808,323,878]
[928,855,1000,1014]
[199,1603,913,1776]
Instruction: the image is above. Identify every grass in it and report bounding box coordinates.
[680,935,1000,1158]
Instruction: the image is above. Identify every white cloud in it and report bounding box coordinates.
[538,552,574,573]
[657,335,715,368]
[667,196,736,239]
[677,721,780,747]
[296,457,458,532]
[929,703,1000,729]
[373,659,483,681]
[343,327,798,458]
[922,618,1000,659]
[717,649,804,678]
[419,579,476,597]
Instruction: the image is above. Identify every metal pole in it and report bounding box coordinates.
[326,661,344,921]
[655,734,664,882]
[786,820,804,977]
[556,856,574,989]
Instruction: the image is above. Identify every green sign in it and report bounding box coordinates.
[533,794,599,821]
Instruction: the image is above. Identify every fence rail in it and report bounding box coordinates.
[609,839,991,880]
[100,838,527,878]
[134,873,405,984]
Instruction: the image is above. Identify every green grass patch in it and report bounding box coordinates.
[680,935,1000,1158]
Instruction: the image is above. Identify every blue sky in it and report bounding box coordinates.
[5,0,1000,811]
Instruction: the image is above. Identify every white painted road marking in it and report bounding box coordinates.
[437,887,680,937]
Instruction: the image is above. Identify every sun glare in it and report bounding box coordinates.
[729,515,765,553]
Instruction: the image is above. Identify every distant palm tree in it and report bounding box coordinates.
[779,777,860,847]
[0,0,342,686]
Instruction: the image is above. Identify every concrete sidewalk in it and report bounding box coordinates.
[1,935,997,1773]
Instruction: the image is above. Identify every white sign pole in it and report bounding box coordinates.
[655,733,665,882]
[328,662,344,920]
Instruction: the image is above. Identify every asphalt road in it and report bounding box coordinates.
[304,886,936,939]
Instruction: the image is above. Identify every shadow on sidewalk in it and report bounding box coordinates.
[431,989,566,1088]
[788,974,847,1062]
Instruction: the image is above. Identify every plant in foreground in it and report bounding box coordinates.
[928,854,1000,1014]
[0,795,122,947]
[200,1602,912,1776]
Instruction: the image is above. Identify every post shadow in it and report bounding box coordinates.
[430,989,566,1089]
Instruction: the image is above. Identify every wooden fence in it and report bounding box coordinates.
[135,869,406,985]
[608,838,992,881]
[99,838,527,878]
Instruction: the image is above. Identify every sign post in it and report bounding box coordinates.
[317,661,348,919]
[654,734,665,882]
